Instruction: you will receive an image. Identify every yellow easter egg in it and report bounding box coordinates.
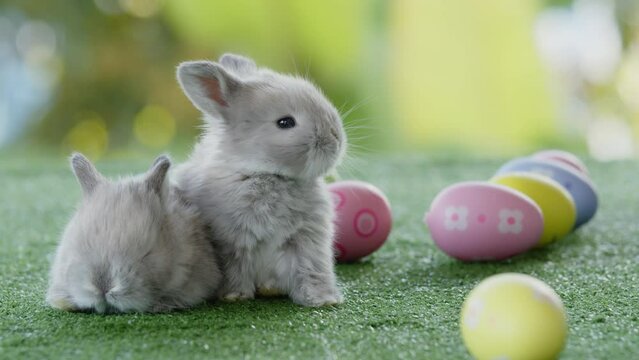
[491,173,576,246]
[461,273,567,360]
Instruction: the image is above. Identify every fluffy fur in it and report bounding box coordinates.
[46,153,221,313]
[176,53,346,306]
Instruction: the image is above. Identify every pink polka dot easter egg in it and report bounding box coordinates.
[328,181,392,262]
[425,182,544,261]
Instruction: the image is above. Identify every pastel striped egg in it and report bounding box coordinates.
[532,149,589,175]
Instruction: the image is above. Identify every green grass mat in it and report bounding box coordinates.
[1,154,638,359]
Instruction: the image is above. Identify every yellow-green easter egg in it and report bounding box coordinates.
[491,173,576,246]
[461,273,567,360]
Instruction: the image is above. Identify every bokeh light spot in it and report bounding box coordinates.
[63,115,109,160]
[119,0,161,18]
[94,0,123,15]
[133,105,176,149]
[587,117,635,161]
[0,102,8,144]
[618,44,639,112]
[16,20,57,66]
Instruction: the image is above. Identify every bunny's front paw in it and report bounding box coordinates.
[291,283,343,307]
[221,291,255,302]
[256,286,286,297]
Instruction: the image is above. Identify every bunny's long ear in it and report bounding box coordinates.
[70,153,103,195]
[219,53,257,76]
[176,60,243,120]
[145,155,171,195]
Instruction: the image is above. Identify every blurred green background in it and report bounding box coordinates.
[1,0,638,160]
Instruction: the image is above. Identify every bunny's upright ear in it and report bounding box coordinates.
[145,155,171,195]
[70,153,103,195]
[219,53,257,76]
[176,60,244,119]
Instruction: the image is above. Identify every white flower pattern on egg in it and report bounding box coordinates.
[465,298,484,329]
[444,206,468,231]
[498,209,523,234]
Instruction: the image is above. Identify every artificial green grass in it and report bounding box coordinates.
[1,153,638,359]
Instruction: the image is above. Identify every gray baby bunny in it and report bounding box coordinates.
[175,53,346,306]
[46,153,221,313]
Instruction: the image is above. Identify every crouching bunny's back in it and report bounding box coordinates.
[46,154,221,313]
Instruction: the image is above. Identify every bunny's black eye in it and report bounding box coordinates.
[276,116,296,129]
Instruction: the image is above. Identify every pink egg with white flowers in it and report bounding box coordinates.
[425,182,544,261]
[328,181,392,262]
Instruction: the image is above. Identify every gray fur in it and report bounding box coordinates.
[176,53,346,307]
[177,61,241,118]
[70,153,104,195]
[219,53,257,76]
[145,155,171,195]
[47,154,222,313]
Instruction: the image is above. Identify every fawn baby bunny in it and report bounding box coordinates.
[46,154,221,313]
[176,53,346,306]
